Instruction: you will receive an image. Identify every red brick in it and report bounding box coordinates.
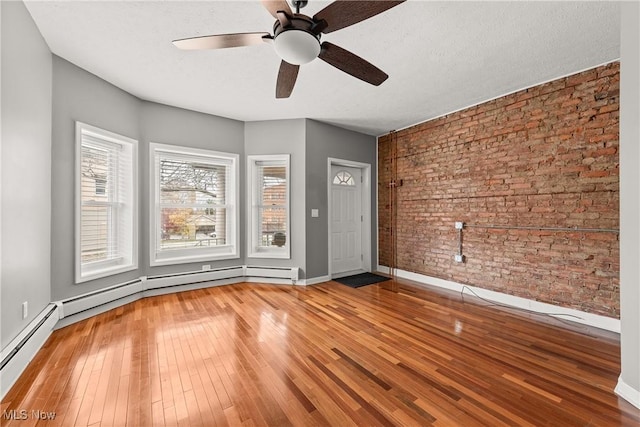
[378,62,619,319]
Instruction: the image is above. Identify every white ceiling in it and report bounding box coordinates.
[24,1,620,136]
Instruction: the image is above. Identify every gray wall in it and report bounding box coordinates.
[619,1,640,401]
[244,119,307,277]
[140,101,245,277]
[49,65,375,295]
[305,119,377,279]
[1,1,52,348]
[51,59,246,301]
[51,57,141,301]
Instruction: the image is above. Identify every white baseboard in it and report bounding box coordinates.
[0,304,59,399]
[615,377,640,409]
[376,265,391,274]
[376,265,620,333]
[300,275,331,286]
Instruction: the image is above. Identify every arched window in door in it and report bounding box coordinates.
[333,170,355,186]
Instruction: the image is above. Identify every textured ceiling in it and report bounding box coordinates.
[25,1,620,136]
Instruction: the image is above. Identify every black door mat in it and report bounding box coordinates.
[334,272,391,288]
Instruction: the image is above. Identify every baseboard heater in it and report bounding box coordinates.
[2,265,300,400]
[0,304,59,398]
[0,305,57,371]
[59,278,144,319]
[145,266,245,290]
[246,266,300,281]
[58,265,300,320]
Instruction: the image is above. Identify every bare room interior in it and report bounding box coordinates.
[1,0,639,425]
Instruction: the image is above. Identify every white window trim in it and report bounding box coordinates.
[149,143,239,266]
[75,122,138,283]
[247,154,291,259]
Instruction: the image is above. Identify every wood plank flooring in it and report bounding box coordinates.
[2,278,639,426]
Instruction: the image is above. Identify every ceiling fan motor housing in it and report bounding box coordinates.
[273,14,321,65]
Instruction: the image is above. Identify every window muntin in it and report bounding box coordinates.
[248,155,290,258]
[151,144,238,265]
[76,122,137,282]
[333,170,355,186]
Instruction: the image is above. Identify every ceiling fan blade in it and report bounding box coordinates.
[313,1,405,34]
[318,42,388,86]
[261,0,292,19]
[276,60,299,98]
[173,32,271,50]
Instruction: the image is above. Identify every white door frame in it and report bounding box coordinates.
[327,158,372,277]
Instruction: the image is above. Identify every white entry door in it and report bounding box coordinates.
[331,165,363,276]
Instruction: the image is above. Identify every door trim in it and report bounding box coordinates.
[327,158,372,278]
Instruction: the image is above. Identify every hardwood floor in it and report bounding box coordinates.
[2,278,638,426]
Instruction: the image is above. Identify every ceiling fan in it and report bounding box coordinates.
[172,0,405,98]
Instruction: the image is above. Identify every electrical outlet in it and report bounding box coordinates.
[455,221,464,230]
[22,301,28,319]
[454,254,465,263]
[202,264,211,271]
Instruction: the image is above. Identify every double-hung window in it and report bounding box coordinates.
[150,143,239,265]
[247,154,290,258]
[76,122,138,282]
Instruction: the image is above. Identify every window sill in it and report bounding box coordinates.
[247,249,290,259]
[151,251,240,267]
[77,263,137,284]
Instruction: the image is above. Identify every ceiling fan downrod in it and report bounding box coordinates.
[291,0,308,14]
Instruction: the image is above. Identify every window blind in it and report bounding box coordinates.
[77,123,136,282]
[256,164,287,247]
[247,154,289,258]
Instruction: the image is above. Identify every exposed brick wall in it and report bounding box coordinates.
[378,62,620,318]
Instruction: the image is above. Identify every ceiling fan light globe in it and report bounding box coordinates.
[274,29,320,65]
